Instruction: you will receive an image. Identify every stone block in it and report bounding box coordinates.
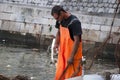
[0,13,11,20]
[100,25,111,32]
[104,8,109,13]
[42,24,51,35]
[98,8,104,13]
[49,25,57,36]
[20,23,31,33]
[88,7,94,12]
[98,0,103,3]
[98,3,104,8]
[8,22,24,32]
[0,4,7,12]
[25,16,34,23]
[82,29,89,40]
[109,4,113,8]
[42,24,57,36]
[0,20,2,29]
[108,8,115,13]
[82,23,91,29]
[112,26,120,33]
[2,4,14,13]
[104,18,113,26]
[87,30,100,42]
[113,4,117,8]
[94,7,99,13]
[87,4,92,7]
[104,3,109,7]
[92,0,98,3]
[25,23,41,34]
[113,19,120,27]
[82,15,93,24]
[93,3,98,7]
[99,31,109,42]
[19,23,26,33]
[82,0,88,2]
[92,16,106,25]
[22,0,28,4]
[34,17,55,25]
[1,21,10,31]
[103,0,108,3]
[13,0,23,2]
[108,0,116,4]
[90,24,100,31]
[10,14,25,22]
[32,18,42,24]
[27,0,32,3]
[47,19,55,25]
[111,33,120,44]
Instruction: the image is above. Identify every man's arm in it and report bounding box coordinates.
[53,29,60,53]
[68,35,81,64]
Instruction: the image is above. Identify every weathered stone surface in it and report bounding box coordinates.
[113,19,120,27]
[0,1,120,44]
[82,15,93,24]
[92,16,106,25]
[10,14,25,22]
[1,21,24,32]
[82,23,91,29]
[13,0,23,2]
[23,23,34,33]
[98,8,104,13]
[108,0,116,4]
[103,0,109,3]
[88,7,94,13]
[87,30,100,42]
[90,24,101,31]
[92,0,98,3]
[112,26,120,33]
[111,32,120,44]
[1,21,11,31]
[108,8,115,13]
[82,29,89,40]
[9,22,24,32]
[0,13,11,20]
[104,18,113,26]
[100,25,111,32]
[0,20,2,29]
[99,31,109,42]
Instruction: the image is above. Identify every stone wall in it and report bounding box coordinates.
[0,0,120,45]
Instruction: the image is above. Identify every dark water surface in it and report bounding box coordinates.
[0,45,55,80]
[0,44,119,80]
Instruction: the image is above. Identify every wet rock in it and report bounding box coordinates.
[12,75,30,80]
[0,74,10,80]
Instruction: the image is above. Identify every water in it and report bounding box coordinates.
[0,45,55,80]
[0,44,119,80]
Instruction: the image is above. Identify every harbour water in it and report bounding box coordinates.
[0,44,119,80]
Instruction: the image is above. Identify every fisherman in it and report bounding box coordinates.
[51,5,83,80]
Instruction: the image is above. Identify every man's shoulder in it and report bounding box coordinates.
[70,15,78,20]
[68,15,80,26]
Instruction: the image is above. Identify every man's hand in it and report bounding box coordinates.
[53,43,59,53]
[67,57,74,64]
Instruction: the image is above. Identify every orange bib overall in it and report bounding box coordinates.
[55,25,82,80]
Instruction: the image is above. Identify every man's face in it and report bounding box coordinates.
[52,12,63,21]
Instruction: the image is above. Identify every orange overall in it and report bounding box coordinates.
[55,25,82,80]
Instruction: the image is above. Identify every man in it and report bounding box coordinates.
[51,5,82,80]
